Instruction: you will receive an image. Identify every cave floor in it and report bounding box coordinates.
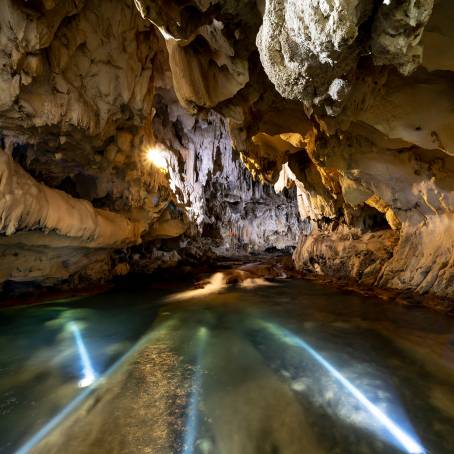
[1,278,454,454]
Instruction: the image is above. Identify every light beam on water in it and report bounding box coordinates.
[15,319,178,454]
[259,320,426,454]
[68,322,97,388]
[182,326,209,454]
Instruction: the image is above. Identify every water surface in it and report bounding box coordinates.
[1,278,453,454]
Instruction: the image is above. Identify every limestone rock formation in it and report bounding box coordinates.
[0,0,453,302]
[0,151,143,246]
[254,1,454,300]
[134,0,258,110]
[0,0,301,294]
[0,0,177,291]
[152,91,302,253]
[257,0,434,112]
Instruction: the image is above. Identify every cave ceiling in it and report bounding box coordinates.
[0,0,453,299]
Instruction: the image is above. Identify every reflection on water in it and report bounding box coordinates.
[0,291,164,453]
[256,320,425,454]
[1,278,454,453]
[68,322,97,388]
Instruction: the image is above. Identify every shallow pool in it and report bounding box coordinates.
[1,277,453,454]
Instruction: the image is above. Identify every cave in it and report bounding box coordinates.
[0,1,453,453]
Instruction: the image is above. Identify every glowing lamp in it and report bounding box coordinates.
[145,147,168,173]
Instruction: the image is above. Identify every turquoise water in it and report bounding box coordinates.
[1,278,453,453]
[0,289,166,453]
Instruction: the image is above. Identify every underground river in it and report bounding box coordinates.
[1,276,453,454]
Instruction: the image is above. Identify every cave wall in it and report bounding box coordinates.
[0,0,161,291]
[256,0,454,299]
[0,0,300,293]
[152,89,301,253]
[134,0,454,299]
[0,0,453,299]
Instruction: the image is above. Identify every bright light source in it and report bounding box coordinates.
[259,321,426,454]
[145,147,168,173]
[77,376,96,388]
[68,322,97,388]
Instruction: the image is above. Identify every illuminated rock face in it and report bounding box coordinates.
[133,0,258,110]
[0,0,453,299]
[0,0,176,289]
[257,0,434,109]
[254,0,454,299]
[0,0,299,291]
[0,151,144,246]
[152,92,301,253]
